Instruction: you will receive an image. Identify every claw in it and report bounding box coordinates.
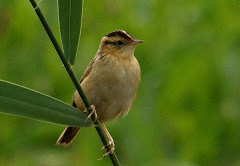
[98,141,115,160]
[101,145,107,151]
[84,105,98,123]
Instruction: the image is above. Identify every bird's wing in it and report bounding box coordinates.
[72,55,98,107]
[79,55,98,83]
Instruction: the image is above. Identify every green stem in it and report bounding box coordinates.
[29,0,120,165]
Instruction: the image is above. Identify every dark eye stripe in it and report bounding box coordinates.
[105,41,114,45]
[104,41,124,46]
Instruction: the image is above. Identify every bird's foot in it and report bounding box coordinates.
[98,140,115,160]
[84,105,98,123]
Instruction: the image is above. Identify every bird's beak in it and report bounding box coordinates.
[132,39,144,45]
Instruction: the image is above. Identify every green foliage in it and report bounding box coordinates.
[0,0,240,166]
[58,0,84,65]
[0,80,92,127]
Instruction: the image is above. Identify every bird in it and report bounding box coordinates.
[56,30,143,158]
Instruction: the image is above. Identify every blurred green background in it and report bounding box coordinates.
[1,0,240,165]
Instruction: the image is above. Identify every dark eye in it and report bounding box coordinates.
[117,40,123,45]
[105,41,110,44]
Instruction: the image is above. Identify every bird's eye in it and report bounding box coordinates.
[105,41,110,44]
[117,41,123,45]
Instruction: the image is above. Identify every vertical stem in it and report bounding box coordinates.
[29,0,120,165]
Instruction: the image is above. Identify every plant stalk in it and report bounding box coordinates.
[29,0,120,165]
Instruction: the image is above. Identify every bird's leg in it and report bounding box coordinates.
[84,105,98,123]
[98,123,115,160]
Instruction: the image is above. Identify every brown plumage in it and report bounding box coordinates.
[56,30,143,153]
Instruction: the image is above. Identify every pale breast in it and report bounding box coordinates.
[74,54,140,122]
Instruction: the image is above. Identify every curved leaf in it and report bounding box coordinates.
[0,80,92,127]
[58,0,84,65]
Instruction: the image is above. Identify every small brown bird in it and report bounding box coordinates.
[57,30,142,157]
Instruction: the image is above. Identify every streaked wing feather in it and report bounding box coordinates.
[79,56,98,83]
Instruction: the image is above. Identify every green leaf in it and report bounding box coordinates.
[0,80,92,127]
[58,0,84,65]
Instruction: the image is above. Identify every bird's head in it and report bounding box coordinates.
[98,30,143,58]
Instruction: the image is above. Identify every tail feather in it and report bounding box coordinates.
[56,127,80,146]
[57,101,81,146]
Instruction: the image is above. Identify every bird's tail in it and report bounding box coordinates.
[56,126,80,146]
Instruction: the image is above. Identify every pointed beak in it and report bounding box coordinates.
[132,39,144,45]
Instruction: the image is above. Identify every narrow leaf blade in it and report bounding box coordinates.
[58,0,84,65]
[0,80,92,127]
